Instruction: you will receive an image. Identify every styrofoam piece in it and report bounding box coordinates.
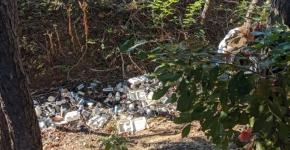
[128,77,142,85]
[64,111,80,122]
[128,90,147,100]
[117,117,148,133]
[137,91,147,100]
[132,117,148,132]
[147,92,153,100]
[54,120,68,126]
[35,106,42,117]
[39,121,47,129]
[117,120,134,133]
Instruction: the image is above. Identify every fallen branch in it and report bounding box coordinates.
[128,53,144,74]
[120,51,126,79]
[89,67,120,72]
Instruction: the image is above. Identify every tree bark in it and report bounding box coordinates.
[268,0,290,27]
[0,1,43,150]
[200,0,214,26]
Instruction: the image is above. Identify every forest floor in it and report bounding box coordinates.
[19,1,243,149]
[42,120,217,150]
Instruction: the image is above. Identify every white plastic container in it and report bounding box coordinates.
[64,111,80,122]
[132,117,148,132]
[117,120,134,133]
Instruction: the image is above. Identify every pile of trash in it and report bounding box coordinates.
[34,75,177,133]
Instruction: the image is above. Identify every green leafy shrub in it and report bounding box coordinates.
[97,134,133,150]
[121,19,290,149]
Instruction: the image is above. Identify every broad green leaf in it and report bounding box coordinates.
[105,144,111,150]
[137,51,148,59]
[128,40,147,52]
[218,111,227,123]
[237,74,252,95]
[154,64,170,74]
[278,42,290,50]
[152,86,170,100]
[209,66,219,81]
[182,124,191,138]
[255,141,266,150]
[220,90,229,113]
[178,78,187,94]
[190,66,202,82]
[174,112,192,124]
[157,73,181,82]
[277,121,289,142]
[228,74,240,103]
[267,100,283,121]
[253,114,267,132]
[274,15,283,25]
[263,115,273,138]
[177,90,192,112]
[249,117,255,127]
[171,93,177,103]
[174,59,187,66]
[120,38,136,52]
[222,137,229,150]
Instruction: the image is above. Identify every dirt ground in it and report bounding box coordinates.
[42,120,217,150]
[41,116,244,150]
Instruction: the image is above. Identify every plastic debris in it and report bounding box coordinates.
[33,75,176,133]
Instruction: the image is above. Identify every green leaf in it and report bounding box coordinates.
[128,40,147,52]
[171,93,177,103]
[263,115,273,138]
[174,59,187,66]
[218,111,227,123]
[154,64,170,74]
[255,141,266,150]
[105,144,111,150]
[267,100,283,120]
[209,66,219,81]
[174,113,192,124]
[182,124,191,138]
[190,66,202,82]
[253,114,267,132]
[220,90,229,113]
[274,15,283,25]
[137,51,148,59]
[237,74,252,95]
[277,121,289,142]
[120,38,136,52]
[152,86,170,100]
[178,78,187,94]
[177,90,192,112]
[157,73,181,82]
[249,117,255,128]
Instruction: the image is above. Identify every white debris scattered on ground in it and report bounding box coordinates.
[33,75,177,133]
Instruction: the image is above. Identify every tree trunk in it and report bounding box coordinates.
[244,0,263,26]
[200,0,214,26]
[0,1,43,150]
[268,0,290,27]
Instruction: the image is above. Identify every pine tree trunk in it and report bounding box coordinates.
[0,1,43,150]
[268,0,290,27]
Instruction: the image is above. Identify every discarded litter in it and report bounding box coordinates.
[33,75,176,133]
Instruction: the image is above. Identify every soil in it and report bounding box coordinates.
[42,120,216,150]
